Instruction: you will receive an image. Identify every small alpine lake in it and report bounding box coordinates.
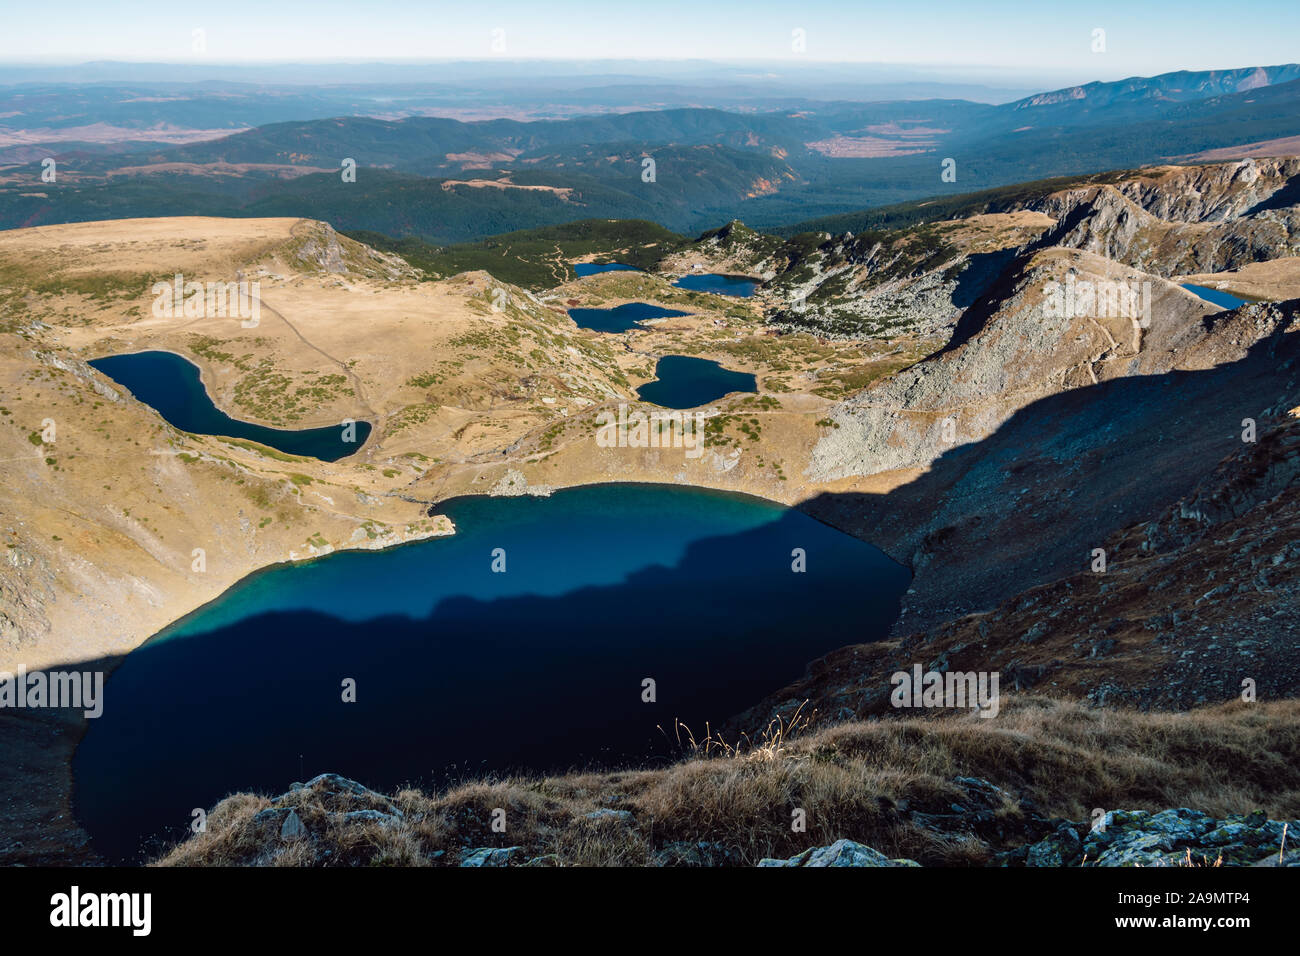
[566,302,690,333]
[573,262,641,277]
[672,273,760,297]
[1181,283,1249,310]
[89,350,370,462]
[636,355,757,408]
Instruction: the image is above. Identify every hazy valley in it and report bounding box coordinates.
[2,49,1300,879]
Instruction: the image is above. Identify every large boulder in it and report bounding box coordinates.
[759,839,920,867]
[460,846,523,867]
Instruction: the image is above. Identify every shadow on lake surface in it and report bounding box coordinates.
[72,484,908,862]
[68,326,1300,863]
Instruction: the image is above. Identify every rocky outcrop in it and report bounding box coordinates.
[755,220,1042,340]
[798,203,1300,632]
[1112,158,1300,224]
[31,350,123,403]
[750,159,1300,338]
[1028,160,1300,275]
[283,220,417,281]
[757,807,1296,866]
[0,536,54,654]
[759,839,920,867]
[488,468,554,497]
[1030,186,1164,264]
[460,846,522,867]
[1010,809,1299,867]
[159,769,1298,868]
[808,248,1220,483]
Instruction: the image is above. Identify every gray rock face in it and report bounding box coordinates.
[758,839,920,867]
[1115,158,1299,225]
[655,841,741,867]
[240,772,411,861]
[0,538,54,653]
[36,350,123,403]
[1016,808,1299,867]
[488,468,554,497]
[299,772,386,800]
[460,846,523,867]
[804,260,1300,637]
[251,806,309,840]
[808,249,1222,484]
[279,809,306,840]
[340,809,401,827]
[285,221,417,280]
[1029,161,1300,275]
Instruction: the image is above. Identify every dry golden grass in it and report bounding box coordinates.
[155,695,1300,867]
[0,215,885,675]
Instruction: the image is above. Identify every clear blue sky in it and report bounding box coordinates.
[2,0,1295,79]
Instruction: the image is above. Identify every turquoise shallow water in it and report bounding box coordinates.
[72,483,908,862]
[1181,283,1248,310]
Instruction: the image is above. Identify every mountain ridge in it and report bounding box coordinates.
[5,63,1300,242]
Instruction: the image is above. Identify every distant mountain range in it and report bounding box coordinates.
[1010,64,1300,112]
[1,64,1298,241]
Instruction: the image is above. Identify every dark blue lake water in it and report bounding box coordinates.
[72,483,908,862]
[673,274,760,297]
[573,263,640,277]
[88,351,370,462]
[1181,283,1248,310]
[636,355,757,408]
[567,302,690,333]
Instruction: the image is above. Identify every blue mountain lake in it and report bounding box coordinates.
[573,263,640,277]
[89,350,370,462]
[567,302,690,333]
[72,482,908,862]
[636,355,757,408]
[673,274,760,297]
[1181,283,1248,310]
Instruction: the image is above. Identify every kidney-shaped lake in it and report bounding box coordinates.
[89,350,370,462]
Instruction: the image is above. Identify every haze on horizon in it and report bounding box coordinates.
[2,0,1297,89]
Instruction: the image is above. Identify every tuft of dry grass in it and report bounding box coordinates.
[156,695,1300,867]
